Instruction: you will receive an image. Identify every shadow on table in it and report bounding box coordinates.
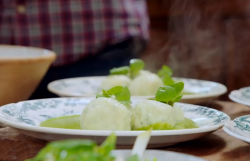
[159,133,226,157]
[221,145,250,160]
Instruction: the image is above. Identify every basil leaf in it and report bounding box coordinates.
[158,65,173,77]
[110,66,130,75]
[126,154,140,161]
[115,87,131,105]
[154,82,185,106]
[96,90,111,98]
[26,134,117,161]
[130,59,145,78]
[96,86,131,105]
[158,65,175,86]
[107,86,123,95]
[173,95,183,102]
[155,86,176,103]
[170,82,184,95]
[162,75,175,86]
[98,133,116,156]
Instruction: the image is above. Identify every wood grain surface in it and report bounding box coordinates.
[0,101,250,161]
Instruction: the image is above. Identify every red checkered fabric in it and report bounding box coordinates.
[0,0,149,66]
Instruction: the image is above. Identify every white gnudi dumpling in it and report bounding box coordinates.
[80,97,131,130]
[139,70,152,76]
[101,75,131,90]
[131,100,176,130]
[128,72,164,96]
[172,105,185,123]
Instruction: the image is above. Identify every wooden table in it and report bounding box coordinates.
[1,101,250,161]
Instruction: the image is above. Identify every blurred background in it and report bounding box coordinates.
[141,0,250,100]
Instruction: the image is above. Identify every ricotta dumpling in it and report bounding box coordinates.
[172,105,185,123]
[101,75,131,90]
[129,72,164,96]
[131,100,175,130]
[80,97,131,130]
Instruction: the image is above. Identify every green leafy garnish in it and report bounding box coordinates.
[110,66,130,75]
[126,154,140,161]
[155,82,184,106]
[97,86,131,105]
[130,59,145,79]
[26,133,117,161]
[174,118,198,129]
[158,65,175,86]
[109,59,145,79]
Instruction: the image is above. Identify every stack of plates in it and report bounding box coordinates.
[229,87,250,106]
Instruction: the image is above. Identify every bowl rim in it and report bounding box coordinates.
[0,45,56,63]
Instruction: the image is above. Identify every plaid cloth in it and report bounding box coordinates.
[0,0,149,66]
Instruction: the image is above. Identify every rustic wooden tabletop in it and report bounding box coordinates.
[0,101,250,161]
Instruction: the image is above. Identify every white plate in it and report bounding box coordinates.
[229,87,250,106]
[223,115,250,143]
[112,150,207,161]
[0,97,230,148]
[47,76,227,104]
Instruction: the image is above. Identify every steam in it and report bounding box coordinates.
[144,0,227,82]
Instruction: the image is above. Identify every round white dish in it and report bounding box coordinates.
[47,76,227,104]
[229,87,250,106]
[112,150,207,161]
[0,97,230,148]
[223,115,250,144]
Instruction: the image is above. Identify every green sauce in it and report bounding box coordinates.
[40,115,198,130]
[133,118,198,130]
[40,115,81,129]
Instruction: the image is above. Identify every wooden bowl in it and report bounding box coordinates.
[0,45,56,106]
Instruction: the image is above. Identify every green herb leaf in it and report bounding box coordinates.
[173,95,183,102]
[25,138,115,161]
[115,87,132,104]
[97,86,131,105]
[126,154,140,161]
[107,86,123,95]
[98,133,116,156]
[158,65,175,86]
[170,82,184,95]
[110,66,130,75]
[130,59,145,78]
[155,86,176,103]
[158,65,173,77]
[155,82,185,106]
[109,59,145,79]
[162,75,175,86]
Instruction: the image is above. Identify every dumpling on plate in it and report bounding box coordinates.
[129,72,164,96]
[80,97,131,131]
[131,100,176,130]
[101,75,131,90]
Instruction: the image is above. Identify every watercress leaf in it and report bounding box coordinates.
[98,133,116,156]
[98,86,131,105]
[126,154,140,161]
[107,86,123,95]
[110,66,130,75]
[96,90,111,98]
[162,75,175,86]
[173,95,183,102]
[115,87,131,104]
[155,86,176,103]
[130,59,145,78]
[158,65,173,78]
[171,82,184,95]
